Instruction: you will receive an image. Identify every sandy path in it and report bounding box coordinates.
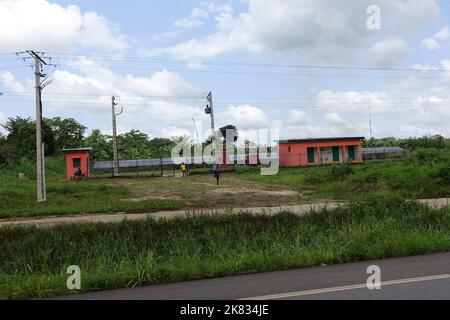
[0,198,448,228]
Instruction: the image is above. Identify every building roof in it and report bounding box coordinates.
[62,148,93,153]
[277,137,365,144]
[363,147,407,155]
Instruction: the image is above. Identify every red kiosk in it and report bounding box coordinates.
[62,148,93,180]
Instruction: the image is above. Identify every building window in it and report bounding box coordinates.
[307,148,315,163]
[288,147,291,153]
[73,158,81,168]
[348,146,356,161]
[332,146,340,162]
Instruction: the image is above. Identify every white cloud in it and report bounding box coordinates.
[287,110,311,125]
[173,8,209,29]
[370,38,410,66]
[149,0,439,65]
[315,90,394,114]
[0,71,28,94]
[442,59,450,71]
[0,111,7,126]
[434,27,450,40]
[324,112,366,136]
[421,37,440,50]
[218,105,269,130]
[1,58,208,138]
[0,0,127,53]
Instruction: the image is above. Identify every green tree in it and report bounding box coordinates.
[84,129,112,161]
[117,130,151,159]
[1,116,55,160]
[148,138,176,158]
[45,117,87,153]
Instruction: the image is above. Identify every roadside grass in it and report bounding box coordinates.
[1,195,449,299]
[0,158,184,219]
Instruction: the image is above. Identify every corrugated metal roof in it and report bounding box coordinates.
[62,147,93,153]
[363,147,406,155]
[277,137,365,144]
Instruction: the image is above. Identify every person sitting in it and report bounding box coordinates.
[74,166,83,178]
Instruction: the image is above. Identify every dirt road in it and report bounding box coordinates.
[0,198,448,228]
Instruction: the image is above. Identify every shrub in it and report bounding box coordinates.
[406,148,447,166]
[431,161,450,185]
[329,163,355,181]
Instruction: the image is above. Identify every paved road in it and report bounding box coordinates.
[2,198,449,228]
[55,252,450,300]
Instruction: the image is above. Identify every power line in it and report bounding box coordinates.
[50,63,450,79]
[48,52,450,73]
[3,90,450,102]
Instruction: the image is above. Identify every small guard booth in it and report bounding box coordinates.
[62,148,93,180]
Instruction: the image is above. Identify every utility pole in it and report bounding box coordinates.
[205,92,217,164]
[368,105,373,140]
[112,96,123,177]
[16,51,54,202]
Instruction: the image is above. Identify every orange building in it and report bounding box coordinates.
[278,137,364,167]
[62,148,93,180]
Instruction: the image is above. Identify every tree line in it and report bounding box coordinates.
[0,116,182,166]
[1,115,448,166]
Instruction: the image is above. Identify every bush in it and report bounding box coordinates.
[431,161,450,185]
[329,163,355,181]
[406,148,447,166]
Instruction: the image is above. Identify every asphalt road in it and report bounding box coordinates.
[55,252,450,300]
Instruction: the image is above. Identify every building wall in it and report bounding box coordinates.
[279,140,363,167]
[65,152,90,179]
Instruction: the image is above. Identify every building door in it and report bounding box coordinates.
[332,147,340,162]
[347,146,355,161]
[307,148,315,164]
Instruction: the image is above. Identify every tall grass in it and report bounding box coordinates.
[237,153,450,199]
[0,196,449,299]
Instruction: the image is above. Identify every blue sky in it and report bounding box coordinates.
[1,0,450,143]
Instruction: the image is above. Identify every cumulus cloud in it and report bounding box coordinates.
[287,110,311,125]
[0,111,7,126]
[324,112,366,136]
[149,0,439,65]
[0,0,127,53]
[1,57,208,137]
[315,90,394,114]
[217,105,269,130]
[173,7,209,29]
[434,27,450,40]
[421,37,440,50]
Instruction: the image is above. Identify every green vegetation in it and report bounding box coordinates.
[237,148,450,199]
[0,158,183,219]
[0,196,449,299]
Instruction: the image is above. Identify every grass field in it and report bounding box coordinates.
[236,155,450,199]
[0,159,183,219]
[1,151,449,219]
[0,158,311,219]
[1,196,449,299]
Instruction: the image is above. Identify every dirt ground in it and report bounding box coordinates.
[107,173,314,210]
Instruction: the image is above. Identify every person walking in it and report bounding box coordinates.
[213,165,221,186]
[180,162,187,177]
